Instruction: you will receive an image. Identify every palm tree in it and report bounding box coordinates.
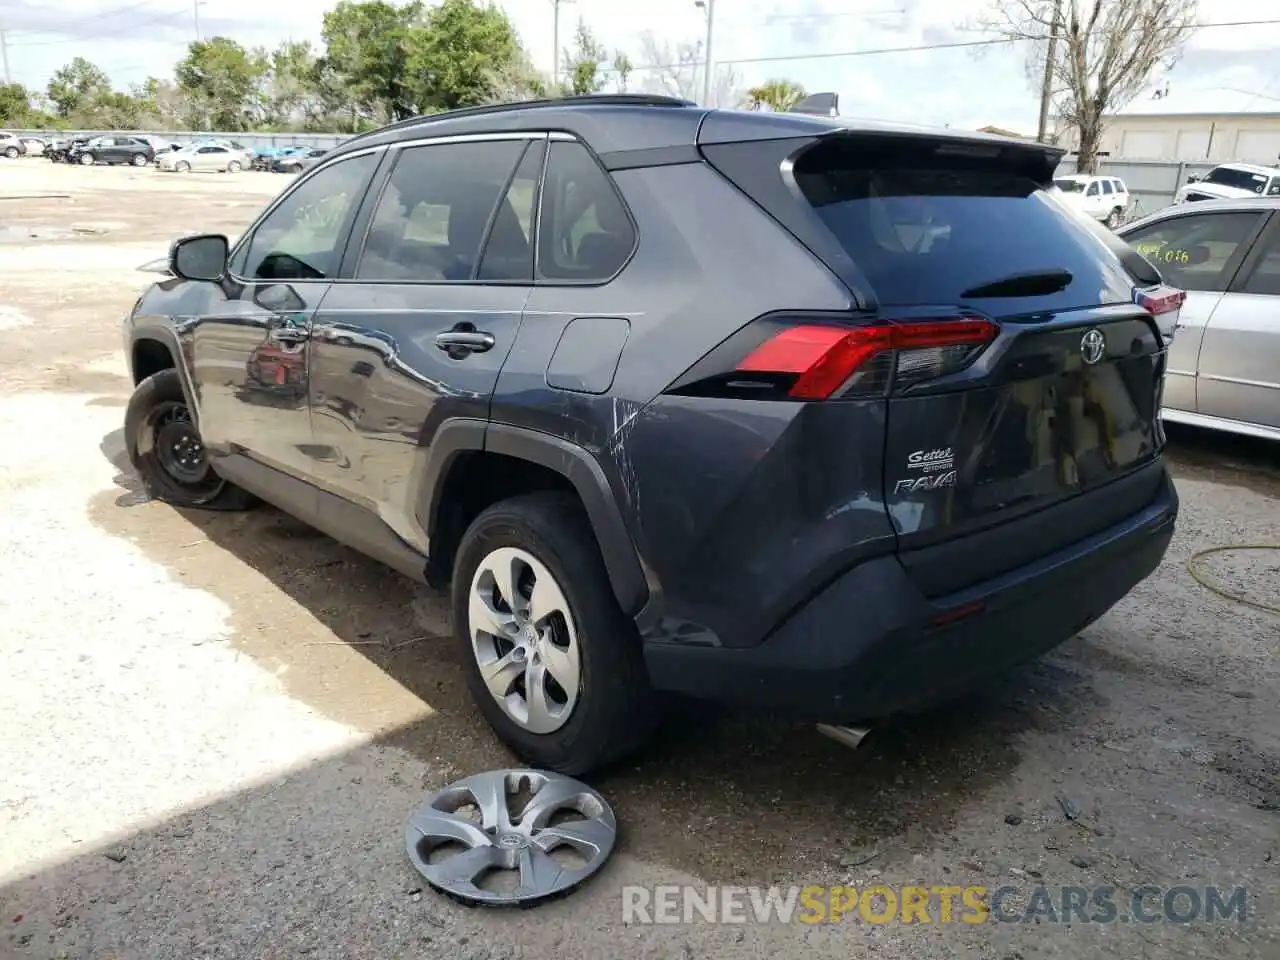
[742,79,807,112]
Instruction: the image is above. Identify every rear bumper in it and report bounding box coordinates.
[643,468,1177,721]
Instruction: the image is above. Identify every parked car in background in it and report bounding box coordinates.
[1052,174,1132,227]
[19,137,48,157]
[1119,197,1280,442]
[270,148,327,173]
[1176,162,1280,203]
[188,138,253,168]
[252,144,308,170]
[76,135,155,166]
[157,143,245,173]
[0,131,27,159]
[47,137,93,163]
[121,95,1180,773]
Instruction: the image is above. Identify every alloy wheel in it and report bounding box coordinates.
[468,547,581,735]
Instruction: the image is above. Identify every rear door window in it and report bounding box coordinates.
[1123,212,1264,292]
[1101,180,1114,195]
[536,140,635,282]
[791,141,1140,312]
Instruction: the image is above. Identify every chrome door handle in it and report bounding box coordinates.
[435,330,495,354]
[268,327,308,345]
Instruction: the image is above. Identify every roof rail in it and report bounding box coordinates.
[342,94,697,146]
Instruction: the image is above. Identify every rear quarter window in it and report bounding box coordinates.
[791,140,1144,312]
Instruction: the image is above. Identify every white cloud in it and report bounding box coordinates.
[5,0,1280,133]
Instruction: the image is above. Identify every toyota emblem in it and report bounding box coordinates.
[1080,328,1105,365]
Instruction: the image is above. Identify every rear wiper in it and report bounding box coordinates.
[960,268,1073,299]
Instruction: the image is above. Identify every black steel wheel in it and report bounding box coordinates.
[124,369,255,510]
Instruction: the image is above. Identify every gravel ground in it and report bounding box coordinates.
[1,161,1277,960]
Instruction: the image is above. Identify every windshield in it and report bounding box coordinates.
[1054,178,1086,193]
[1203,166,1269,193]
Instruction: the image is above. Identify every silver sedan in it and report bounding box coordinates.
[1118,197,1280,442]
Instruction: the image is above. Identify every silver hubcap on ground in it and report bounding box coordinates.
[469,546,581,735]
[405,770,616,905]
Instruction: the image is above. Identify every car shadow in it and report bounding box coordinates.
[92,428,1099,882]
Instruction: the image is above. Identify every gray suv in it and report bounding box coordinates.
[122,94,1180,773]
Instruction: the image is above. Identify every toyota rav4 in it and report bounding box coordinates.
[122,94,1181,774]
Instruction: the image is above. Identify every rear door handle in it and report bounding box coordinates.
[268,327,309,345]
[435,329,495,354]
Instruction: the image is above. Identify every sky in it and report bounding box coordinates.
[3,0,1280,132]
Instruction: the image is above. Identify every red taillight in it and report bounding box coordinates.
[1136,286,1186,316]
[735,318,997,400]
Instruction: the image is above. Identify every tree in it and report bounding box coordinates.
[611,52,634,93]
[321,0,422,123]
[408,0,522,111]
[175,37,268,130]
[130,78,189,129]
[46,58,111,118]
[743,79,807,111]
[562,19,608,95]
[971,0,1197,172]
[635,32,742,106]
[0,83,31,126]
[261,41,325,128]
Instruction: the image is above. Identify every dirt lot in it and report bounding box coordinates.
[1,160,1278,960]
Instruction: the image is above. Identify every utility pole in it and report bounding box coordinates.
[194,0,201,42]
[0,21,11,86]
[696,0,717,107]
[550,0,573,92]
[1037,0,1063,142]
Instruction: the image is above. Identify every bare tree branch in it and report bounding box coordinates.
[965,0,1197,171]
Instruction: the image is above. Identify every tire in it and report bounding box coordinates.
[227,160,242,173]
[176,161,191,173]
[1105,207,1122,229]
[3,147,18,160]
[79,152,94,165]
[132,153,149,166]
[451,491,659,775]
[124,369,255,511]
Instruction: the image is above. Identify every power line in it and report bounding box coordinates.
[5,0,162,36]
[618,17,1280,73]
[6,7,191,46]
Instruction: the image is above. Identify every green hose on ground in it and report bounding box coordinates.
[1186,545,1280,616]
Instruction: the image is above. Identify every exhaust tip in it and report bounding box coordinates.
[816,723,872,750]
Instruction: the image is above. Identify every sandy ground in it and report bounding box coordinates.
[1,159,1278,960]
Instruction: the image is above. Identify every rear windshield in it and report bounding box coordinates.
[1203,166,1269,192]
[1054,178,1086,192]
[792,139,1156,309]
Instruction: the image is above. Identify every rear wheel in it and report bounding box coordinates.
[3,146,18,160]
[124,369,255,510]
[131,153,149,167]
[451,492,659,775]
[1105,207,1123,228]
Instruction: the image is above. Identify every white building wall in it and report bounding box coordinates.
[1054,113,1280,163]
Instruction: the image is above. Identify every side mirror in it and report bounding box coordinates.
[169,234,229,282]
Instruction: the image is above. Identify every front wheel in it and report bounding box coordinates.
[226,160,242,173]
[451,491,659,775]
[132,153,149,167]
[3,147,18,160]
[1105,207,1123,229]
[124,369,255,510]
[175,161,190,173]
[78,153,94,166]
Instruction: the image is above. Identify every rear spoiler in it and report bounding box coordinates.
[787,92,839,117]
